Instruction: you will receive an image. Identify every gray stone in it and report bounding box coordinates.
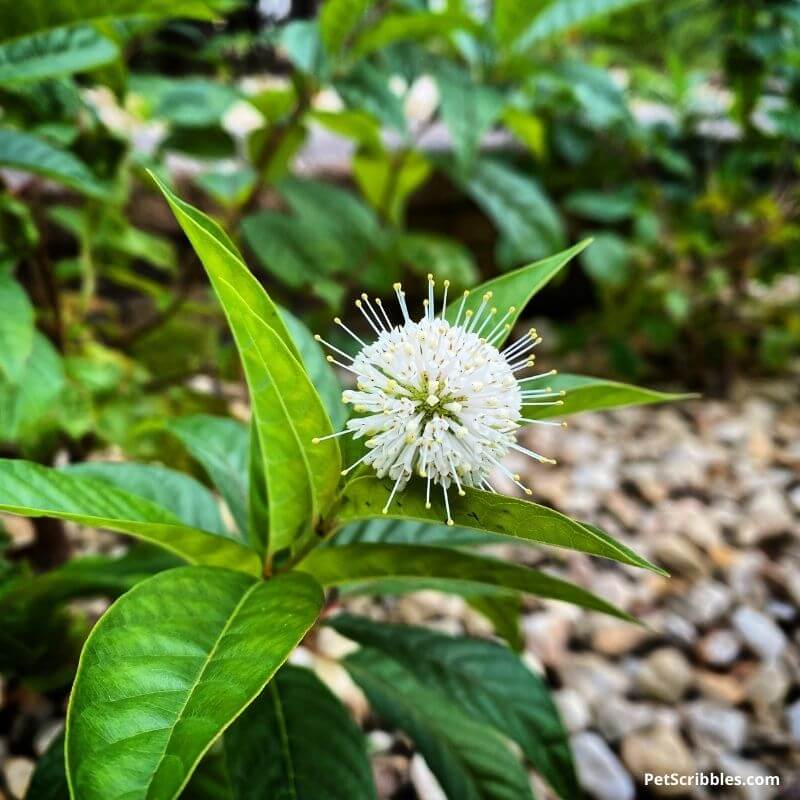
[715,754,780,800]
[572,731,634,800]
[744,488,793,540]
[621,726,696,797]
[653,535,709,578]
[747,662,790,711]
[731,606,787,661]
[636,648,693,703]
[3,758,34,799]
[786,700,800,743]
[595,696,658,741]
[685,701,748,751]
[559,654,631,708]
[554,688,591,733]
[697,628,741,667]
[677,580,731,627]
[409,754,446,800]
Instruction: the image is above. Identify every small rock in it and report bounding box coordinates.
[559,654,631,708]
[572,731,634,800]
[747,662,790,711]
[409,754,446,800]
[554,689,591,733]
[3,758,34,799]
[786,700,800,743]
[695,670,747,705]
[678,581,731,627]
[697,629,741,666]
[716,754,780,800]
[685,701,748,751]
[653,536,709,578]
[744,489,793,541]
[315,626,360,660]
[1,514,35,548]
[636,648,693,703]
[731,606,787,661]
[33,719,64,757]
[595,696,658,741]
[591,619,651,656]
[372,755,409,799]
[367,730,394,754]
[621,726,696,796]
[522,613,571,667]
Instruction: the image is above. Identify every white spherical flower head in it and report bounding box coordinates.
[313,276,565,525]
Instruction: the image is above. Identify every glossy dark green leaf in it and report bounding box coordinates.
[153,174,341,558]
[26,730,68,800]
[0,460,260,575]
[0,274,34,383]
[331,615,578,799]
[445,240,590,347]
[66,567,324,800]
[523,373,695,420]
[0,129,106,197]
[319,0,373,56]
[0,25,118,85]
[297,543,634,620]
[64,462,229,539]
[165,415,250,536]
[465,592,524,652]
[344,648,534,800]
[225,665,376,800]
[337,476,664,574]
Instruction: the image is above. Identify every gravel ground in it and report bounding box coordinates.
[2,378,798,799]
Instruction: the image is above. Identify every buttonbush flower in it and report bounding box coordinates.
[313,277,566,524]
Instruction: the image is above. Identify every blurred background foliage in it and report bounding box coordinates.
[0,0,798,472]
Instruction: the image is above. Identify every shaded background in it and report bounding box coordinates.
[0,0,798,797]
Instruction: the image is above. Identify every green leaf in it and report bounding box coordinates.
[516,0,649,50]
[0,274,34,383]
[330,615,578,799]
[343,648,534,800]
[434,62,505,166]
[580,232,632,288]
[281,308,347,430]
[336,63,407,134]
[225,665,376,800]
[351,10,475,58]
[465,592,524,652]
[0,25,118,85]
[132,75,239,128]
[319,0,373,56]
[445,240,590,347]
[353,149,430,225]
[443,157,564,266]
[0,459,260,575]
[195,167,257,211]
[395,232,479,288]
[523,373,695,420]
[0,128,106,197]
[66,567,323,800]
[152,174,341,558]
[336,476,665,574]
[0,0,230,40]
[330,517,504,548]
[63,462,230,539]
[297,543,635,620]
[26,730,68,800]
[564,189,637,223]
[165,415,250,537]
[0,332,64,445]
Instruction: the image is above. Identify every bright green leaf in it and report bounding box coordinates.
[0,459,260,575]
[354,149,430,225]
[445,240,590,346]
[152,174,341,558]
[523,373,695,420]
[319,0,373,56]
[225,665,376,799]
[66,567,323,800]
[336,477,665,574]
